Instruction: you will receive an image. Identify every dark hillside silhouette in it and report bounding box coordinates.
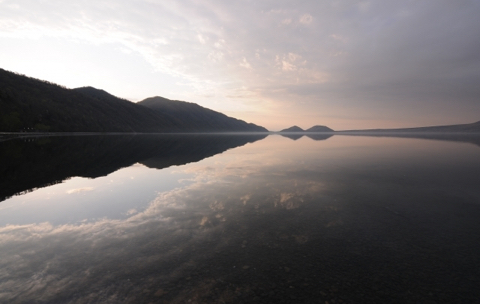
[138,96,267,132]
[0,68,266,132]
[0,69,177,132]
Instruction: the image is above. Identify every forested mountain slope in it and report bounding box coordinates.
[0,68,266,132]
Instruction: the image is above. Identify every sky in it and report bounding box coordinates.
[1,0,479,131]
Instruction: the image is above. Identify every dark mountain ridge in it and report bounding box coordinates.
[138,96,267,132]
[0,68,266,133]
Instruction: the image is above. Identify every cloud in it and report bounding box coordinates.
[66,187,94,194]
[197,34,207,44]
[299,14,313,24]
[1,0,479,129]
[282,60,296,71]
[239,57,252,69]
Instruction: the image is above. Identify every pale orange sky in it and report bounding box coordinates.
[1,0,479,131]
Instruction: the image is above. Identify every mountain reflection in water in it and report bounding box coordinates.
[0,134,267,202]
[1,134,480,303]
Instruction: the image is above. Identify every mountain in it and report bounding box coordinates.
[138,96,267,132]
[0,69,177,132]
[338,121,480,133]
[306,125,334,132]
[0,68,266,133]
[280,125,304,132]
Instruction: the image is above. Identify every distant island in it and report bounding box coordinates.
[279,125,333,133]
[306,125,334,132]
[0,68,267,133]
[280,125,304,133]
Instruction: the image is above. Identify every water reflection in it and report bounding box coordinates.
[0,134,266,202]
[1,135,480,303]
[336,131,480,147]
[280,133,304,141]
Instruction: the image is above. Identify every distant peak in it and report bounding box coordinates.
[74,86,116,99]
[306,125,334,132]
[280,125,304,132]
[75,86,103,91]
[142,96,172,102]
[73,86,111,95]
[138,96,205,111]
[139,96,193,105]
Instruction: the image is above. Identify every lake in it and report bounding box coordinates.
[1,133,480,303]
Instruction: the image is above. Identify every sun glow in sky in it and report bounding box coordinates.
[1,0,479,130]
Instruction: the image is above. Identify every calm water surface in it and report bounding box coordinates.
[1,134,480,303]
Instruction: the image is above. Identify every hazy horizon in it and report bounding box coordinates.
[1,1,479,130]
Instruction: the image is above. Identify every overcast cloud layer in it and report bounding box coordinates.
[1,0,479,129]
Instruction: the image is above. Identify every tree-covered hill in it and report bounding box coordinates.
[0,68,266,132]
[138,96,267,132]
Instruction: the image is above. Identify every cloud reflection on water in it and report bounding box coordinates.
[1,135,480,303]
[0,136,339,302]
